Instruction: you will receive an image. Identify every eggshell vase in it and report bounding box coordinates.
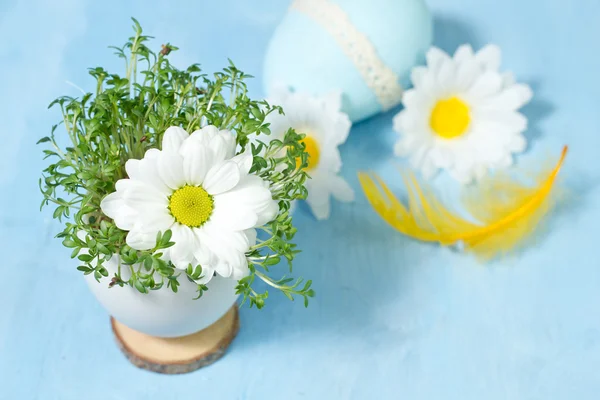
[263,0,433,122]
[85,257,240,373]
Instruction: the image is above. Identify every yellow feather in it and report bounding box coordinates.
[358,146,568,260]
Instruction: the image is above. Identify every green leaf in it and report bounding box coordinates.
[161,229,172,245]
[52,206,63,219]
[71,247,81,259]
[62,239,77,248]
[143,256,153,271]
[134,279,148,294]
[264,255,281,266]
[94,269,103,281]
[96,243,110,255]
[78,254,93,262]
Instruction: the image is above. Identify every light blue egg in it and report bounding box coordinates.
[263,0,433,122]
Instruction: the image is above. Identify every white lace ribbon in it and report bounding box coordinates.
[291,0,403,111]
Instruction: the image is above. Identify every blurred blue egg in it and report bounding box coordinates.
[263,0,433,122]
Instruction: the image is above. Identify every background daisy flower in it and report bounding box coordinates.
[265,86,354,220]
[393,44,533,184]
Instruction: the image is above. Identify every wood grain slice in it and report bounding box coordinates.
[111,306,240,374]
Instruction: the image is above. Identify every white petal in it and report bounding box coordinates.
[426,47,451,74]
[394,139,410,157]
[189,125,219,143]
[100,191,137,231]
[402,89,430,111]
[169,224,196,270]
[449,148,480,185]
[126,228,156,250]
[408,144,431,171]
[215,262,233,278]
[453,44,475,64]
[507,133,527,153]
[193,265,215,284]
[394,134,427,157]
[181,142,213,186]
[231,259,250,280]
[256,198,279,226]
[157,151,186,190]
[193,228,215,266]
[209,131,236,162]
[501,111,529,133]
[162,126,189,153]
[474,164,488,181]
[411,66,428,87]
[124,159,142,180]
[502,72,516,88]
[267,83,292,103]
[429,145,454,169]
[307,197,331,221]
[449,166,475,185]
[210,201,258,231]
[219,229,250,253]
[394,109,423,132]
[420,70,438,96]
[125,149,171,195]
[472,109,528,133]
[229,252,249,278]
[318,144,343,173]
[495,154,514,169]
[204,161,241,195]
[210,175,277,230]
[100,190,126,220]
[119,179,168,209]
[436,59,457,93]
[216,130,237,160]
[330,113,352,146]
[140,210,174,233]
[455,59,480,91]
[321,90,343,112]
[420,157,438,179]
[244,229,258,247]
[392,110,405,133]
[328,175,354,203]
[305,181,331,220]
[475,44,502,71]
[231,152,253,175]
[467,71,503,100]
[481,84,533,111]
[200,223,249,267]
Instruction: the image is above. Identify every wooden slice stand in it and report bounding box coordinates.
[111,306,240,374]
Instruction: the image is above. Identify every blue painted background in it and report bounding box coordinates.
[1,0,599,399]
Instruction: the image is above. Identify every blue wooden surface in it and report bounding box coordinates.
[1,0,599,399]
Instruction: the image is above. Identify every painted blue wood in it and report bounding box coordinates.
[1,0,599,398]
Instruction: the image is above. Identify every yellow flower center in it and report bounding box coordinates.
[429,97,471,139]
[298,136,320,171]
[169,185,214,227]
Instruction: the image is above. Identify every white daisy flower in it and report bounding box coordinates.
[100,126,278,283]
[393,44,533,184]
[264,87,354,220]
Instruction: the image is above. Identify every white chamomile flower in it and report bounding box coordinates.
[393,44,533,184]
[264,86,354,220]
[100,126,278,283]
